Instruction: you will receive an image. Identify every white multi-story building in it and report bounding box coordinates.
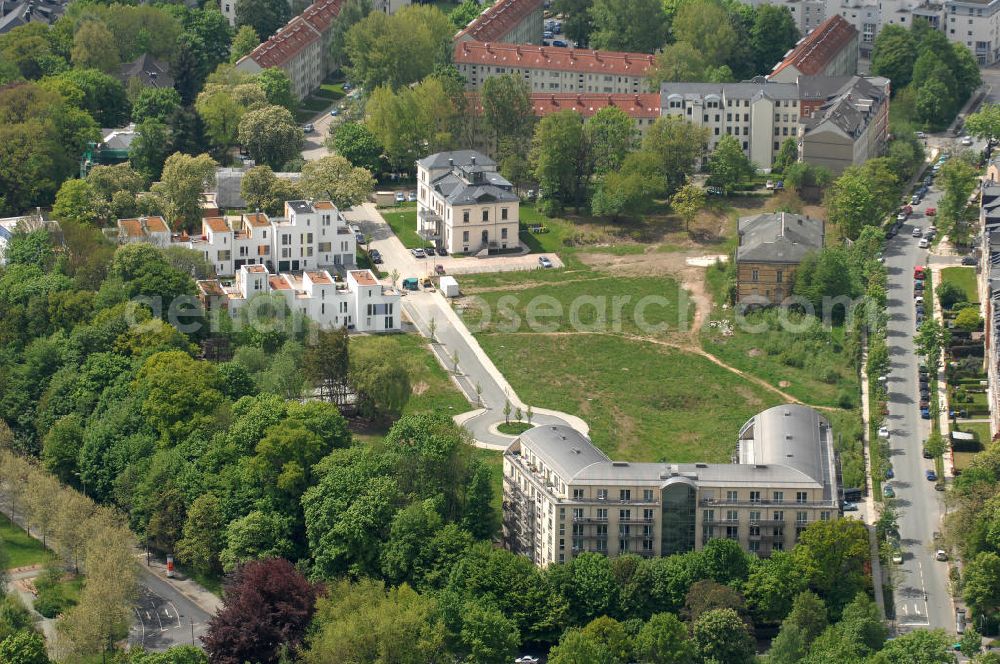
[118,200,356,277]
[504,405,841,567]
[416,150,521,255]
[198,264,400,332]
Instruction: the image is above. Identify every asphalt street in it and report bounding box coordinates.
[129,566,211,650]
[884,156,955,632]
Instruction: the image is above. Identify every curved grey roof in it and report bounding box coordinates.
[517,425,610,480]
[417,150,497,171]
[737,404,835,497]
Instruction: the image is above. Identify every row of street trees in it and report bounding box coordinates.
[0,445,137,660]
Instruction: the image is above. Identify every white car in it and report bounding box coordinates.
[765,180,775,189]
[878,426,890,439]
[892,550,904,564]
[350,223,361,234]
[538,256,553,268]
[916,131,927,138]
[961,135,973,146]
[936,549,949,561]
[395,192,405,203]
[919,238,930,249]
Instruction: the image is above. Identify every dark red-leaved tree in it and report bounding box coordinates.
[202,557,318,664]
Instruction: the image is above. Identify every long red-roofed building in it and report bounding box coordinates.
[455,41,655,94]
[468,92,661,135]
[767,15,859,83]
[455,0,544,45]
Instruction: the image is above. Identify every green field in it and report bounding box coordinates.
[940,267,979,304]
[381,209,424,249]
[352,333,469,420]
[954,421,992,444]
[701,310,859,408]
[477,333,783,461]
[497,421,533,435]
[459,274,693,338]
[0,513,55,569]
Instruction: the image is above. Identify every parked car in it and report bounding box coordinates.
[913,227,923,237]
[921,407,931,419]
[926,469,938,481]
[878,426,890,439]
[707,186,724,196]
[923,444,934,459]
[896,213,908,222]
[962,255,977,266]
[538,255,553,268]
[919,238,930,248]
[884,485,896,498]
[406,191,417,202]
[961,135,974,146]
[434,264,445,275]
[765,180,775,189]
[395,192,405,203]
[914,280,925,291]
[551,39,568,47]
[914,265,926,279]
[411,248,426,258]
[915,295,924,305]
[926,207,937,216]
[911,194,921,205]
[773,181,784,190]
[301,123,314,133]
[886,227,897,239]
[543,30,553,38]
[369,250,383,264]
[916,130,927,138]
[330,109,340,117]
[355,233,366,244]
[842,502,859,511]
[936,549,949,561]
[935,482,946,491]
[916,306,925,317]
[885,466,895,479]
[425,245,437,256]
[892,549,903,564]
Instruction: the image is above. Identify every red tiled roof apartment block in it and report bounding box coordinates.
[468,92,661,134]
[767,15,859,83]
[235,0,345,100]
[455,0,544,45]
[455,41,656,95]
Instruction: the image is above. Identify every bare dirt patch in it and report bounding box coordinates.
[747,348,763,357]
[779,380,792,388]
[412,380,430,396]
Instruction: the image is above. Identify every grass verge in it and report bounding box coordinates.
[940,266,979,304]
[0,513,56,568]
[381,209,423,249]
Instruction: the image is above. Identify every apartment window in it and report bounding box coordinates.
[463,210,470,223]
[597,489,608,500]
[596,524,608,536]
[643,489,654,501]
[482,209,489,222]
[643,525,653,537]
[501,228,508,240]
[619,538,629,552]
[796,491,808,504]
[796,512,808,525]
[572,508,583,520]
[620,509,631,521]
[619,524,631,536]
[773,511,784,522]
[749,491,761,503]
[597,508,608,521]
[596,538,607,552]
[501,207,508,220]
[281,233,291,245]
[777,270,784,284]
[749,525,760,537]
[643,539,654,552]
[751,269,759,282]
[573,489,585,499]
[726,490,738,502]
[820,511,831,521]
[727,113,732,121]
[217,250,231,261]
[703,114,709,122]
[773,491,784,503]
[620,489,631,501]
[749,540,760,553]
[726,526,739,540]
[643,508,654,522]
[559,539,565,551]
[726,510,738,522]
[749,510,760,524]
[463,231,469,242]
[703,509,715,523]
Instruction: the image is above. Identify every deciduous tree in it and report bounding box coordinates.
[589,0,666,53]
[238,105,302,170]
[234,0,290,47]
[530,110,589,214]
[299,154,375,209]
[692,608,755,664]
[71,21,119,74]
[671,182,706,231]
[330,121,383,173]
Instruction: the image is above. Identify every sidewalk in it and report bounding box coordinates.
[138,555,222,615]
[859,333,888,621]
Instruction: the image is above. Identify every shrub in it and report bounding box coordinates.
[838,390,855,409]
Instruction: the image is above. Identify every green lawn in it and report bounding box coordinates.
[0,513,55,569]
[701,310,860,408]
[351,333,469,419]
[940,267,979,304]
[477,333,783,462]
[381,209,423,249]
[460,274,693,338]
[954,421,992,444]
[497,421,533,435]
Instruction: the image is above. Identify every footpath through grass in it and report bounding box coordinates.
[0,513,56,568]
[381,207,423,249]
[478,333,783,462]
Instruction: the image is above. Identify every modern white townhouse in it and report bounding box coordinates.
[416,150,521,255]
[117,200,356,277]
[503,405,841,567]
[197,264,400,332]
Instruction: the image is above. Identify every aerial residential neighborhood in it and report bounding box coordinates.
[3,0,1000,662]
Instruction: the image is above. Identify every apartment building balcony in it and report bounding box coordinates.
[417,209,442,241]
[572,516,609,523]
[702,517,740,526]
[699,498,834,508]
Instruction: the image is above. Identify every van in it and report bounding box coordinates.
[402,278,419,291]
[843,487,862,502]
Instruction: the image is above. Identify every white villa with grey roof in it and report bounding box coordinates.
[416,150,521,255]
[503,405,840,566]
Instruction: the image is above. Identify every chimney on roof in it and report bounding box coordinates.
[471,155,476,166]
[485,41,492,53]
[449,158,454,167]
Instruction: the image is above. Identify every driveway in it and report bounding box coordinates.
[884,158,954,632]
[341,203,584,448]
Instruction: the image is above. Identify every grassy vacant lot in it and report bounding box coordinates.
[351,333,469,420]
[701,310,859,408]
[955,421,992,444]
[0,513,55,568]
[941,267,979,304]
[382,208,423,249]
[477,333,783,461]
[460,273,692,338]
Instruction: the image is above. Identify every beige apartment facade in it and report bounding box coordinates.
[416,150,520,255]
[503,405,840,566]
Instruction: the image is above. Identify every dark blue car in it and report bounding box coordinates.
[921,408,931,419]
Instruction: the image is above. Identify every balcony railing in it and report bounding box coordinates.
[699,498,834,508]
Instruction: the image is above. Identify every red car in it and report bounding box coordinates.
[914,266,926,280]
[926,207,937,216]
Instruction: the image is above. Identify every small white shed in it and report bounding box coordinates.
[440,275,459,298]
